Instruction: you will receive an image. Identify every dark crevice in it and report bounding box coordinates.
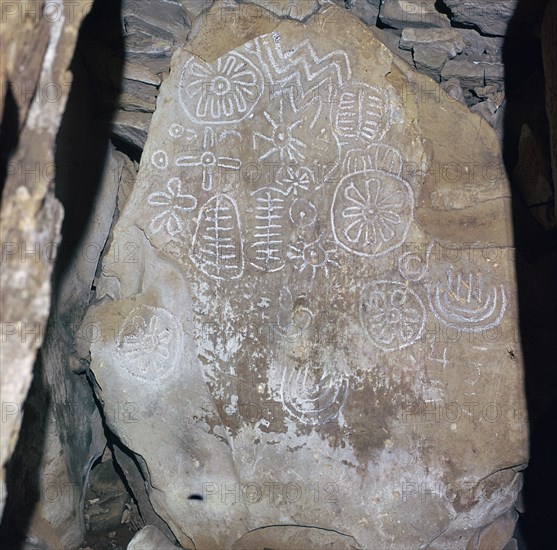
[111,136,143,164]
[503,0,557,547]
[434,0,451,18]
[85,371,177,543]
[0,83,20,207]
[1,1,126,549]
[0,353,50,548]
[86,373,137,506]
[53,0,125,286]
[375,19,398,31]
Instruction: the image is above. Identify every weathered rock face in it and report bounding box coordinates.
[0,0,93,523]
[442,0,517,37]
[378,0,449,29]
[127,525,181,550]
[81,1,527,548]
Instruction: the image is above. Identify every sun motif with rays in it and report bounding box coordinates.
[253,97,307,163]
[288,235,340,282]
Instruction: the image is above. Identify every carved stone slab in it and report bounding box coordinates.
[81,2,527,548]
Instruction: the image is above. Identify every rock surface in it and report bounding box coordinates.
[399,28,464,59]
[81,1,527,548]
[239,0,321,20]
[111,111,152,150]
[112,444,179,543]
[127,525,181,550]
[378,0,449,29]
[231,525,361,549]
[442,0,517,37]
[0,0,93,523]
[441,59,505,89]
[344,0,380,27]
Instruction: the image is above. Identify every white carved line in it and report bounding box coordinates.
[253,99,308,163]
[246,35,351,128]
[331,170,414,258]
[176,128,242,192]
[333,82,393,144]
[289,198,318,228]
[281,363,349,426]
[287,234,340,284]
[151,150,169,170]
[147,177,197,237]
[249,187,287,272]
[248,34,351,96]
[398,243,434,282]
[342,144,403,178]
[428,269,507,331]
[360,281,426,351]
[179,52,264,125]
[116,306,183,382]
[191,194,244,280]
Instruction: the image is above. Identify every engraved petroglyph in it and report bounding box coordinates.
[249,186,287,273]
[399,243,434,282]
[428,269,507,331]
[84,7,526,550]
[333,82,393,143]
[191,194,244,280]
[289,198,318,228]
[245,33,351,122]
[360,281,426,351]
[116,305,183,382]
[147,177,197,236]
[179,52,264,124]
[151,150,169,170]
[281,363,349,426]
[342,143,403,178]
[169,124,197,142]
[331,171,414,258]
[276,288,314,338]
[176,127,242,191]
[276,164,315,196]
[253,97,310,163]
[169,123,184,139]
[287,235,340,284]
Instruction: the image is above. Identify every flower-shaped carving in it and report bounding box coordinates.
[179,52,263,124]
[288,235,340,284]
[276,164,314,196]
[332,171,413,258]
[116,306,182,381]
[342,178,402,243]
[360,281,425,351]
[148,177,197,236]
[120,316,169,362]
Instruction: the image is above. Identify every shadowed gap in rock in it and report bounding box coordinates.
[503,0,557,547]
